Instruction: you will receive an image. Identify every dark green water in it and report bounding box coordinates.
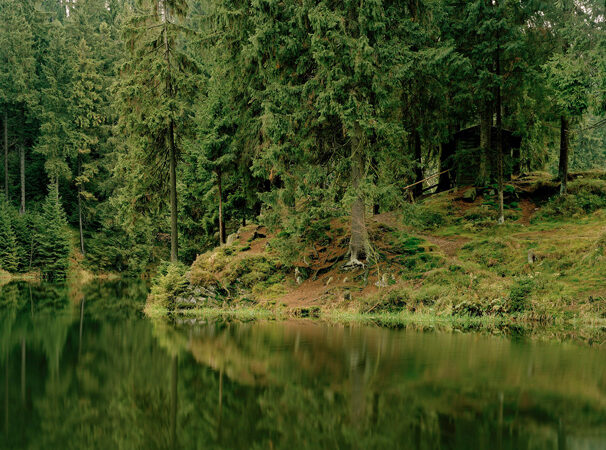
[0,281,605,449]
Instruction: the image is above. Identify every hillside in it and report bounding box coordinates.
[146,171,606,335]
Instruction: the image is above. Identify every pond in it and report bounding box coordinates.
[0,281,605,449]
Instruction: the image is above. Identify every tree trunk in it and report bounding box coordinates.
[348,124,368,266]
[512,145,521,177]
[371,155,380,214]
[559,115,569,195]
[496,41,504,224]
[169,119,178,262]
[217,169,225,245]
[438,139,454,192]
[19,146,25,214]
[163,6,178,262]
[479,103,492,186]
[412,130,423,199]
[3,111,8,199]
[77,158,85,255]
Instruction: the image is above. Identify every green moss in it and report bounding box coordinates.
[389,231,424,254]
[225,255,282,288]
[401,201,453,231]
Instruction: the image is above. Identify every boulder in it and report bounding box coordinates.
[226,233,239,245]
[462,187,477,202]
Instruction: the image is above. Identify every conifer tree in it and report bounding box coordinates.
[69,38,104,255]
[245,1,407,267]
[194,66,239,245]
[34,188,72,280]
[0,196,19,273]
[116,0,197,262]
[35,20,76,191]
[0,0,37,204]
[11,210,35,272]
[542,0,598,195]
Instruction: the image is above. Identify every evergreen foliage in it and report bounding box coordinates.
[0,0,604,276]
[0,197,19,272]
[33,190,72,280]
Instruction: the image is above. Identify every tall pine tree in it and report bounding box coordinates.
[115,0,197,262]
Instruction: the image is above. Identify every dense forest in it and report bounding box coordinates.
[1,0,605,279]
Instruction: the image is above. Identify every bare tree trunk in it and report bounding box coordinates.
[512,145,521,177]
[217,169,225,245]
[479,103,492,186]
[19,146,25,214]
[348,124,368,266]
[559,115,569,195]
[4,111,8,199]
[412,130,423,199]
[77,158,85,255]
[496,41,504,224]
[163,5,178,262]
[169,120,178,262]
[437,141,454,192]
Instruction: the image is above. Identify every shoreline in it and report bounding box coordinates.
[144,303,606,345]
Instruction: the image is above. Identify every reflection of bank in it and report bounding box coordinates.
[3,280,606,449]
[165,320,606,448]
[349,346,367,429]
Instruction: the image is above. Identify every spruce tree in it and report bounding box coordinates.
[0,0,37,203]
[34,189,72,280]
[542,0,598,195]
[35,20,76,190]
[69,38,104,255]
[115,0,197,262]
[193,66,239,246]
[0,196,19,272]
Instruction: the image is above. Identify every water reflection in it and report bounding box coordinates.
[0,281,605,449]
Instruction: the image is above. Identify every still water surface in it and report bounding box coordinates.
[0,281,605,449]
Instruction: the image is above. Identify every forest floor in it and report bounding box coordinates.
[146,171,606,343]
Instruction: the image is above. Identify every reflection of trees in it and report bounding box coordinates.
[166,321,606,449]
[1,281,606,449]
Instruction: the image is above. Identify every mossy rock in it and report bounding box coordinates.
[462,187,477,202]
[224,255,283,288]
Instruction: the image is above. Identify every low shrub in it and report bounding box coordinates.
[148,262,189,308]
[508,277,535,312]
[361,287,412,312]
[452,300,484,317]
[533,180,606,221]
[397,253,444,279]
